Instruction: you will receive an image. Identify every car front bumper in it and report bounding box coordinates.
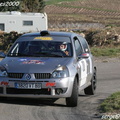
[0,76,74,98]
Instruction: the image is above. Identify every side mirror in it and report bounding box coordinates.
[78,53,89,59]
[0,52,6,58]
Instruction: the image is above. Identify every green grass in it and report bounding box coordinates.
[91,47,120,57]
[46,0,119,13]
[99,92,120,113]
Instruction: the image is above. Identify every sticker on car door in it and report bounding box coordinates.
[78,59,87,86]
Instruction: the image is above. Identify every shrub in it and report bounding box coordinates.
[0,31,22,51]
[85,28,120,47]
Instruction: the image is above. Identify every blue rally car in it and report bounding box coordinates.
[0,31,97,107]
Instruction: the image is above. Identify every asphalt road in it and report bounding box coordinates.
[0,58,120,120]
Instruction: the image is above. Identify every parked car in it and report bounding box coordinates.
[0,31,97,107]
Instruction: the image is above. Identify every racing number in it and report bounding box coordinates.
[79,59,87,87]
[88,57,93,74]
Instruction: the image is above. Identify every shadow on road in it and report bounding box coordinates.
[0,94,95,107]
[0,97,67,107]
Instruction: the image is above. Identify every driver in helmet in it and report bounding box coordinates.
[60,43,69,56]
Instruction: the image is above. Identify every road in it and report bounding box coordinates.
[0,57,120,120]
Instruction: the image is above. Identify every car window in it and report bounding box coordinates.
[78,36,90,53]
[8,41,73,57]
[74,38,83,56]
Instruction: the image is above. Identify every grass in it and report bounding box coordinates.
[46,0,119,13]
[46,0,120,26]
[91,47,120,57]
[99,92,120,113]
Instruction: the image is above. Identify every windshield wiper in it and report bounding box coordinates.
[18,53,38,57]
[7,53,19,57]
[8,53,38,57]
[8,52,64,57]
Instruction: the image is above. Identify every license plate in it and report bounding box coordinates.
[15,83,41,89]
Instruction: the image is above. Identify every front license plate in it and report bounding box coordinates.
[15,83,41,89]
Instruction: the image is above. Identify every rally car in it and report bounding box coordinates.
[0,31,97,107]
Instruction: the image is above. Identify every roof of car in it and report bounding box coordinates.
[21,31,76,38]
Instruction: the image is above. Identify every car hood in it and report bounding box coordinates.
[1,57,71,73]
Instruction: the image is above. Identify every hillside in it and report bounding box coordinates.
[45,0,120,31]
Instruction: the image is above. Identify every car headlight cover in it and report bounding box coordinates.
[52,66,69,78]
[0,66,8,77]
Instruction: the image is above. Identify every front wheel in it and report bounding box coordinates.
[66,78,78,107]
[84,67,97,95]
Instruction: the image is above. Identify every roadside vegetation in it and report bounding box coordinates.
[91,47,120,57]
[99,92,120,113]
[0,31,22,52]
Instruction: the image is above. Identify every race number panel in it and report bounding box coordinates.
[78,59,87,87]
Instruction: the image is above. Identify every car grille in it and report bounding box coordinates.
[8,73,24,79]
[34,73,51,79]
[0,87,3,94]
[8,73,51,79]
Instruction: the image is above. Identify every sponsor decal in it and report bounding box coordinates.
[19,60,45,64]
[46,82,56,87]
[0,81,9,85]
[34,37,53,40]
[18,59,28,62]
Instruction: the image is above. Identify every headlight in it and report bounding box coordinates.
[52,66,69,78]
[0,66,8,77]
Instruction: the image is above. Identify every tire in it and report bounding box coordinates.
[84,68,97,95]
[66,78,78,107]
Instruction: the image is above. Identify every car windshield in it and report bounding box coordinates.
[8,40,73,57]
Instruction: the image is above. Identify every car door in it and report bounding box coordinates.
[73,36,88,87]
[78,36,93,82]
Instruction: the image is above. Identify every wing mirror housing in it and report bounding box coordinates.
[78,53,90,59]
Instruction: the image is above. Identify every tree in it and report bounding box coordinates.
[20,0,45,12]
[0,0,45,12]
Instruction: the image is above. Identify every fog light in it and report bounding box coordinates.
[56,89,63,95]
